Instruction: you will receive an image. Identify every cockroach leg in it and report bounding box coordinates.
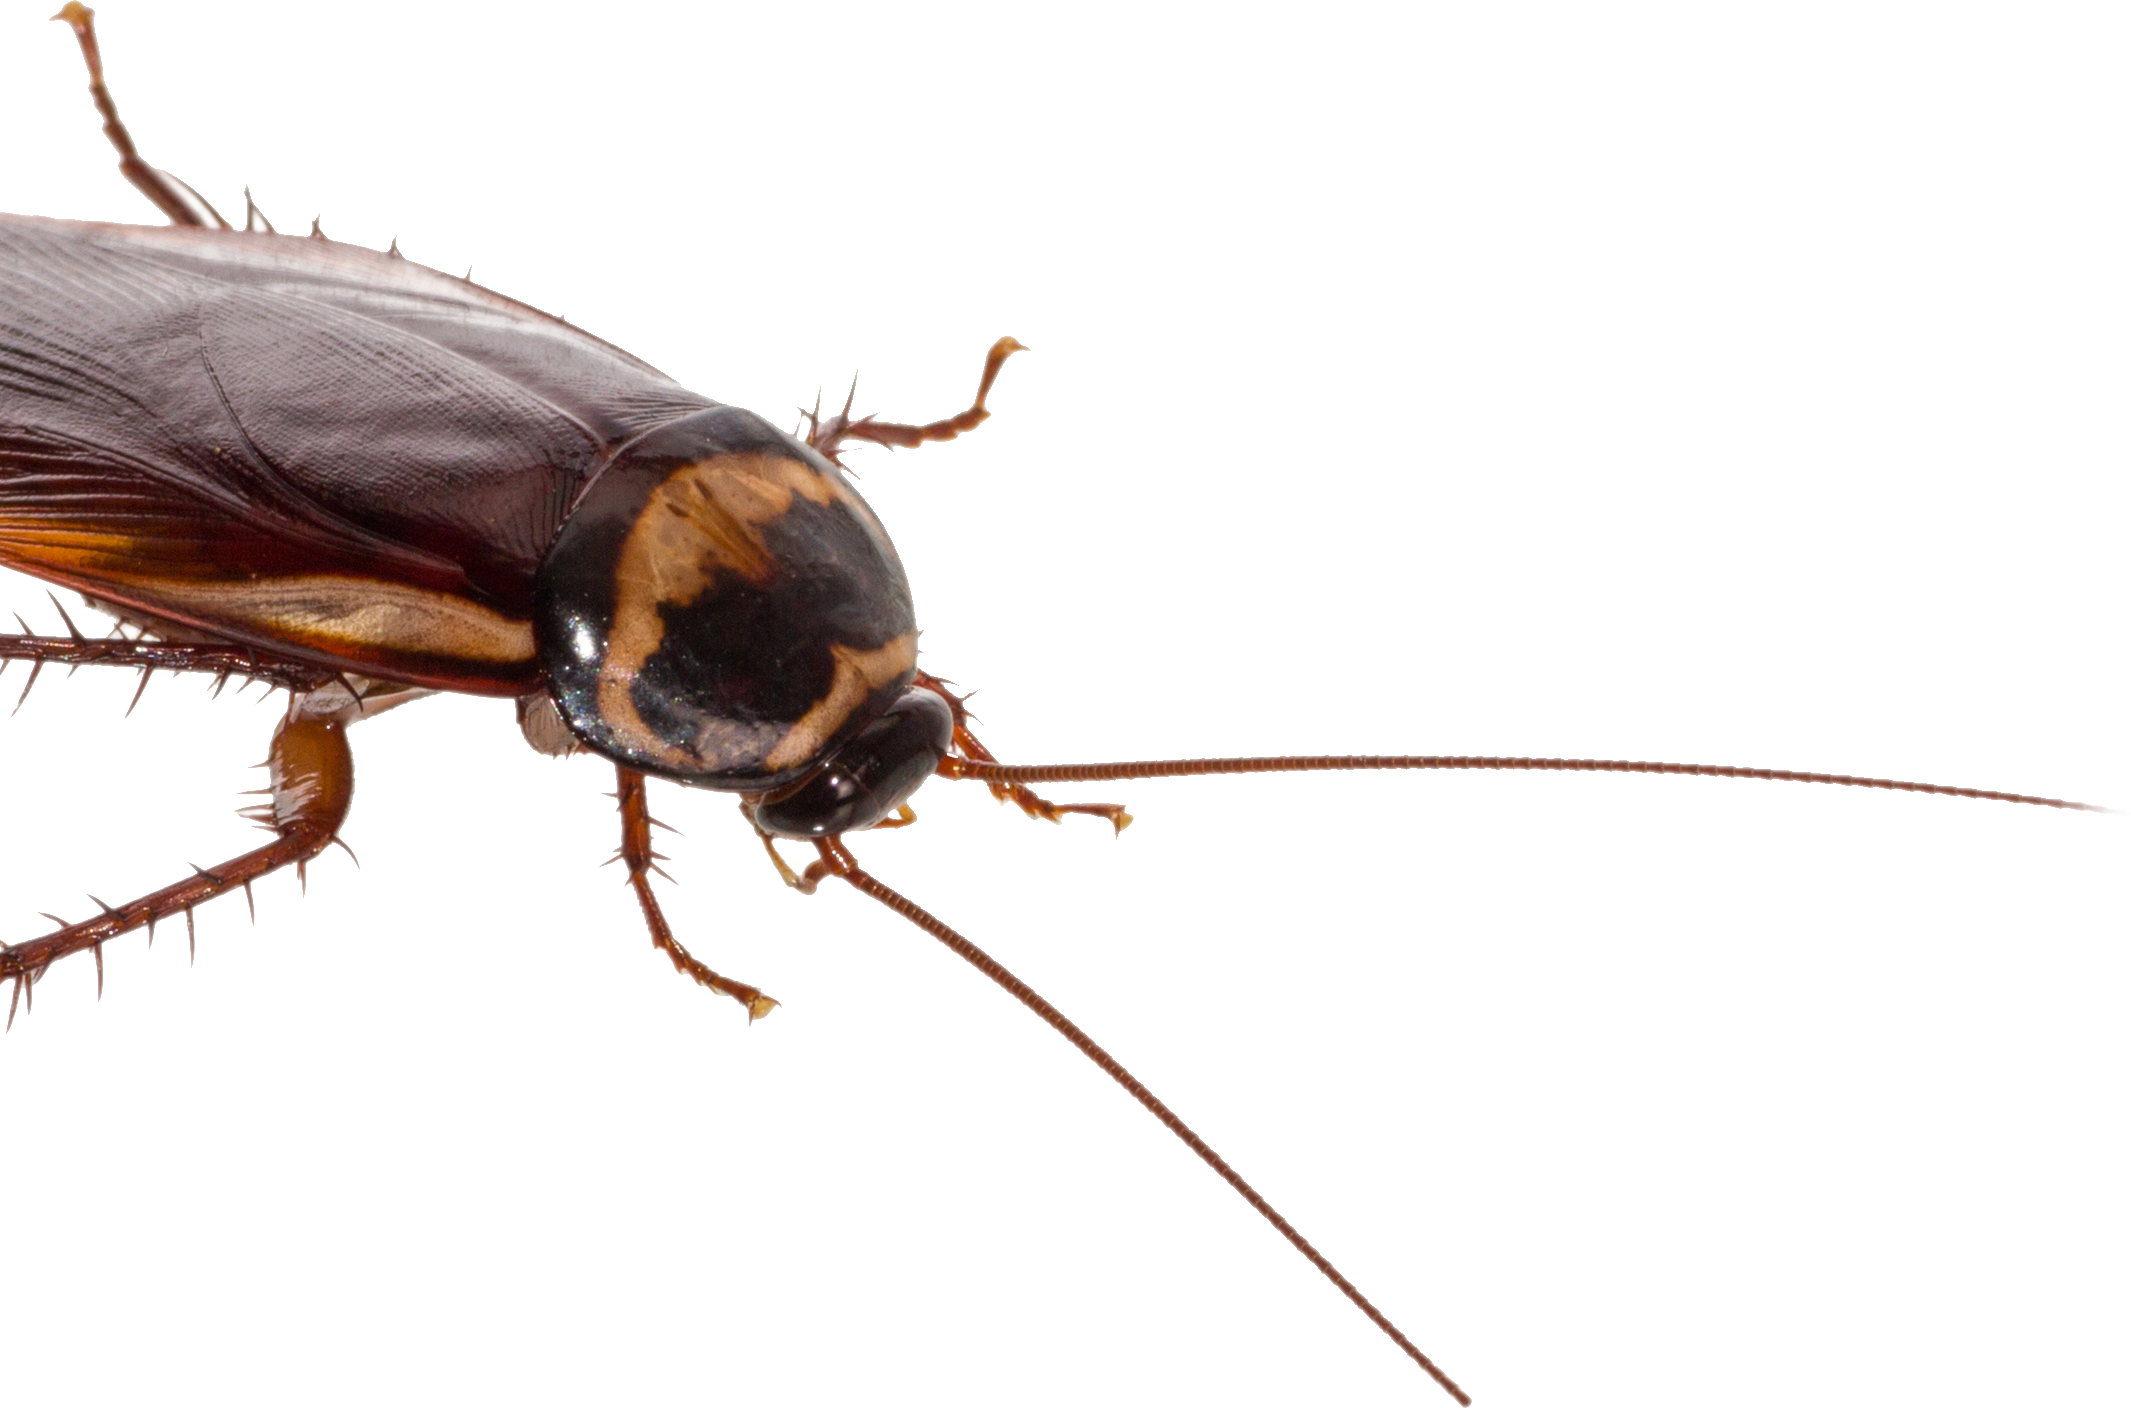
[0,710,353,1027]
[47,593,84,643]
[53,4,230,230]
[753,827,815,893]
[13,656,42,714]
[124,666,153,716]
[807,337,1027,460]
[748,820,871,896]
[242,186,276,235]
[913,673,1132,833]
[0,634,333,695]
[614,768,778,1021]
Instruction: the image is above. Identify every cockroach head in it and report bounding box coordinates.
[533,406,951,831]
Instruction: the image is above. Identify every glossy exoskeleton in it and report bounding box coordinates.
[0,11,2106,1406]
[1,5,1046,1018]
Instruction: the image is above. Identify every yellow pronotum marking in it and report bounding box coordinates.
[761,638,916,773]
[598,452,911,774]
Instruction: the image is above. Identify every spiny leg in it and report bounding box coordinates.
[53,4,229,229]
[614,767,778,1021]
[0,711,354,1027]
[0,632,336,714]
[914,673,1130,832]
[806,337,1026,462]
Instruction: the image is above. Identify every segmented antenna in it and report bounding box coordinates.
[941,754,2104,812]
[806,836,1473,1405]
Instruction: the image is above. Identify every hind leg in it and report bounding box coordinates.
[0,710,352,1025]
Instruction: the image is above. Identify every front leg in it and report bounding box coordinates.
[914,673,1130,833]
[806,337,1026,462]
[613,767,778,1021]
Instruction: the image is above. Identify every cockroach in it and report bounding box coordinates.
[4,6,2124,1405]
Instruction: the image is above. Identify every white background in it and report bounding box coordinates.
[0,3,2125,1405]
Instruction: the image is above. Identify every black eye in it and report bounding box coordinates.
[751,688,954,838]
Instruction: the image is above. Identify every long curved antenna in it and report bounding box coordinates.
[807,836,1473,1405]
[942,754,2105,812]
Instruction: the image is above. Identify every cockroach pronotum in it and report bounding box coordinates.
[3,6,2122,1405]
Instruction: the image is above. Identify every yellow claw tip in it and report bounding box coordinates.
[1111,810,1135,836]
[746,996,781,1024]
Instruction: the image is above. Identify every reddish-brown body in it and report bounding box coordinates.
[1,7,2121,1408]
[0,214,711,693]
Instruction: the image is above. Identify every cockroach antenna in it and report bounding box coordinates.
[937,754,2106,814]
[795,833,1475,1403]
[8,7,2112,1399]
[766,745,2105,1403]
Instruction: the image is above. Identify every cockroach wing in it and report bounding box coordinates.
[0,216,717,693]
[88,220,715,444]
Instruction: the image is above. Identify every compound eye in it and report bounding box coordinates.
[751,688,954,839]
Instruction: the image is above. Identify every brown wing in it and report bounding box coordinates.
[0,215,716,692]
